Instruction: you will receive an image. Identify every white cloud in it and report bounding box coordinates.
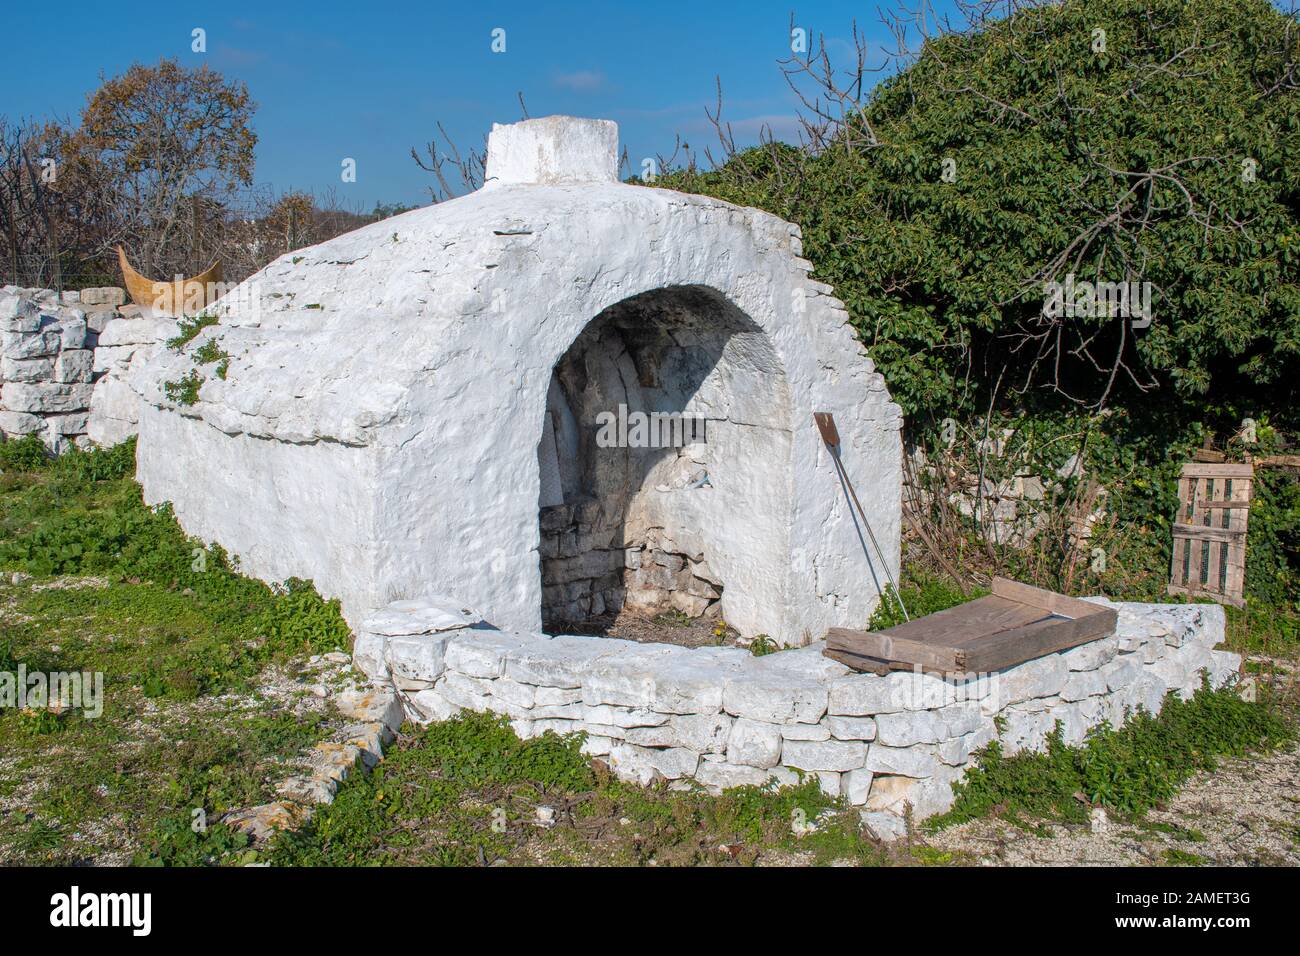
[552,70,607,92]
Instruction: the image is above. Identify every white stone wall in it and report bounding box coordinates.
[0,285,173,452]
[87,309,178,447]
[136,402,384,608]
[2,286,113,452]
[354,596,1240,839]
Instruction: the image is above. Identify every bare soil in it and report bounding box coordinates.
[550,608,744,649]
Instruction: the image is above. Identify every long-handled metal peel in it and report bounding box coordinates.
[814,412,909,622]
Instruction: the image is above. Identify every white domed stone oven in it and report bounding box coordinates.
[133,116,904,646]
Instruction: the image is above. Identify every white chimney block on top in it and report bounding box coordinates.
[483,116,619,187]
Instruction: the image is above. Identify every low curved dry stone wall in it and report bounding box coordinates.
[352,596,1240,838]
[1,286,175,450]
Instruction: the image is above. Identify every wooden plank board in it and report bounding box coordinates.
[962,610,1115,672]
[902,596,1045,647]
[827,625,966,671]
[1170,534,1187,589]
[1170,471,1191,590]
[824,577,1117,674]
[829,593,1048,651]
[1256,454,1300,470]
[1206,476,1224,592]
[1224,475,1249,604]
[1193,476,1212,590]
[946,605,1055,648]
[1167,460,1252,607]
[1180,463,1255,479]
[821,647,893,675]
[1172,524,1246,544]
[989,577,1110,620]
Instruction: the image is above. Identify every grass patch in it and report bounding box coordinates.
[132,816,255,868]
[651,609,692,629]
[1225,602,1300,661]
[0,699,331,865]
[0,438,350,864]
[162,314,232,396]
[867,569,984,631]
[162,370,203,406]
[927,680,1292,831]
[191,338,231,380]
[0,434,52,472]
[166,314,219,350]
[1137,820,1207,843]
[0,437,349,691]
[268,711,887,867]
[1163,848,1209,866]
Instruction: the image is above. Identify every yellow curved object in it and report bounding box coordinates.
[117,246,223,316]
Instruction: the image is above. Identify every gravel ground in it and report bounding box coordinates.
[0,657,352,866]
[920,743,1299,866]
[919,672,1300,867]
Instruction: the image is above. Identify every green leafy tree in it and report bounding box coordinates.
[658,0,1300,425]
[66,58,257,278]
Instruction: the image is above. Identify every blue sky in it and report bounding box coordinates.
[0,0,927,210]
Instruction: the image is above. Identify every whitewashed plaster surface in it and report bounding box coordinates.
[133,116,903,640]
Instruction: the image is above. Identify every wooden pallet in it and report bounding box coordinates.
[1168,462,1252,608]
[824,577,1117,675]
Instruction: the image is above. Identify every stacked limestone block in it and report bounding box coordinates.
[1,286,113,451]
[351,595,1240,839]
[539,502,726,626]
[0,286,174,452]
[86,308,179,447]
[622,532,725,619]
[225,675,405,843]
[539,501,627,623]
